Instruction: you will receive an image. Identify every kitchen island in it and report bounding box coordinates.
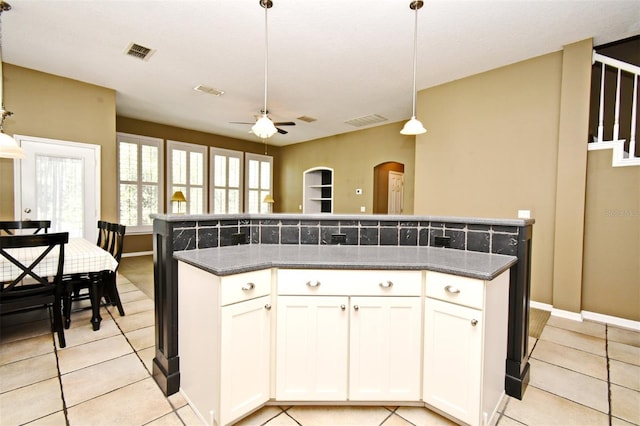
[151,213,534,409]
[175,244,516,426]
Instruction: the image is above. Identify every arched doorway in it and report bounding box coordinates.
[373,162,405,214]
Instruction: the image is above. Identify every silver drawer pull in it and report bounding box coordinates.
[306,280,321,287]
[353,305,359,311]
[471,319,478,327]
[241,282,255,291]
[444,285,460,294]
[265,304,272,310]
[379,281,394,288]
[340,304,346,311]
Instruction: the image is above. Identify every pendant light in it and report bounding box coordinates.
[400,0,427,136]
[0,1,24,159]
[251,0,278,139]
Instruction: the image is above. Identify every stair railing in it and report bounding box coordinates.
[592,52,639,160]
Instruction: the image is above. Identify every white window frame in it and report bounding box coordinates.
[166,140,208,214]
[245,152,273,213]
[210,147,244,214]
[116,132,164,234]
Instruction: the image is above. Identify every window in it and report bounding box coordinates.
[245,153,273,213]
[210,148,243,214]
[117,133,163,233]
[167,141,208,214]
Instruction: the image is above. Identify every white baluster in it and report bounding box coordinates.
[597,62,605,143]
[613,68,621,141]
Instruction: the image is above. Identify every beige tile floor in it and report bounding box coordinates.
[1,255,638,425]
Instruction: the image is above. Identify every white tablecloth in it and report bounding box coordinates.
[1,237,118,282]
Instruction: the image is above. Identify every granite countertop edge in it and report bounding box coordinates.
[173,245,517,281]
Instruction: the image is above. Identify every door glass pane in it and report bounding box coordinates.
[228,189,239,214]
[120,183,138,226]
[141,184,158,225]
[229,157,240,187]
[172,150,187,185]
[260,161,271,190]
[36,155,84,237]
[190,188,203,214]
[119,142,137,181]
[248,190,259,213]
[141,145,159,183]
[214,155,226,186]
[213,189,226,214]
[248,160,259,189]
[190,152,203,185]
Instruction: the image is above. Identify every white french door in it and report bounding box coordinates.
[388,171,404,215]
[13,135,100,242]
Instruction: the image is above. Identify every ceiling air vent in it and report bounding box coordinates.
[345,114,388,127]
[297,115,317,123]
[194,85,225,96]
[125,42,154,61]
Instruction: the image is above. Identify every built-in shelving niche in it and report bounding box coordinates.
[303,167,333,213]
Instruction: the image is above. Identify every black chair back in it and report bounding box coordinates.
[0,232,69,347]
[0,220,51,236]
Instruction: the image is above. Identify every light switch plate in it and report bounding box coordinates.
[518,210,531,219]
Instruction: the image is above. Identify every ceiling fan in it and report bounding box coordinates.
[230,111,296,135]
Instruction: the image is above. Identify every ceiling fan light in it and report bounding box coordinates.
[0,131,26,159]
[400,116,426,135]
[251,114,277,139]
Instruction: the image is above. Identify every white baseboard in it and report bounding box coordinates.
[530,300,640,331]
[122,251,153,257]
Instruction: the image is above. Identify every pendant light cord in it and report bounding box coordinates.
[262,2,269,115]
[410,3,418,117]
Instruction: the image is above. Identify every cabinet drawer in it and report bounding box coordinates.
[277,269,422,296]
[220,269,271,306]
[425,271,484,309]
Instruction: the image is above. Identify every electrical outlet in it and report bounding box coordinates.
[433,236,451,248]
[360,206,366,212]
[518,210,531,219]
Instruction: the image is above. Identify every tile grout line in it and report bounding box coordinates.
[51,307,70,426]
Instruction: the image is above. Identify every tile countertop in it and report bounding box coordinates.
[173,245,517,281]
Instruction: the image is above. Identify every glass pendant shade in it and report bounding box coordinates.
[0,130,25,159]
[400,116,426,135]
[251,114,277,139]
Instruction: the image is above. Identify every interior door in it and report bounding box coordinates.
[13,135,100,241]
[388,171,404,214]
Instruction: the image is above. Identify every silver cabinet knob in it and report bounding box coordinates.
[24,208,32,214]
[265,304,271,310]
[379,281,394,288]
[445,285,460,294]
[241,282,255,291]
[353,305,359,311]
[306,280,321,287]
[340,304,346,311]
[471,319,478,327]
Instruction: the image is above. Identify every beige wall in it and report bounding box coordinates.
[277,121,415,214]
[413,50,563,304]
[582,149,640,321]
[0,64,117,221]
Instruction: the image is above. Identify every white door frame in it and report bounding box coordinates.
[13,134,101,241]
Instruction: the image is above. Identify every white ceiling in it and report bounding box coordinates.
[3,0,639,146]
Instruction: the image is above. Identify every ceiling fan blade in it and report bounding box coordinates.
[276,127,288,135]
[229,121,254,124]
[273,121,296,126]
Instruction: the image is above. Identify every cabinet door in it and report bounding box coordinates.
[424,297,482,426]
[349,296,421,401]
[220,295,272,425]
[276,296,348,400]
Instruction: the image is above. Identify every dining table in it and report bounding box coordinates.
[0,237,118,330]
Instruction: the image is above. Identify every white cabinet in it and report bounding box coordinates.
[276,296,348,400]
[178,262,272,426]
[276,269,422,402]
[423,270,509,426]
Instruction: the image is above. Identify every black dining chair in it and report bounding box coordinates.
[0,232,69,348]
[0,220,51,235]
[63,221,126,328]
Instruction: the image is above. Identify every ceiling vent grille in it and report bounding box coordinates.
[345,114,388,127]
[194,85,225,96]
[125,43,154,61]
[297,115,317,123]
